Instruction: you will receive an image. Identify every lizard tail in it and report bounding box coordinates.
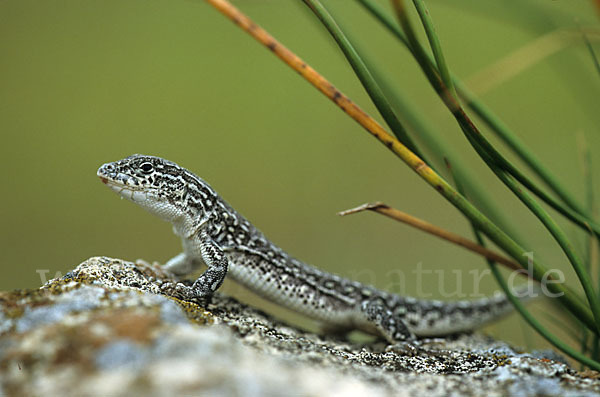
[410,283,540,337]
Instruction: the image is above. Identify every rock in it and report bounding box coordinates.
[0,257,598,396]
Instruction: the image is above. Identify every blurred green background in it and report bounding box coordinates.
[1,0,599,349]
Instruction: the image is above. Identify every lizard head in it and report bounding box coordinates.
[97,154,189,222]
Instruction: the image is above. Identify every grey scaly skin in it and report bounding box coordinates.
[97,154,524,343]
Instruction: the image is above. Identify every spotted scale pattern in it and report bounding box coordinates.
[98,155,522,343]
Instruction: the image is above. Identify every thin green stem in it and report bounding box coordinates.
[389,0,447,105]
[581,133,600,360]
[455,81,592,220]
[410,0,458,101]
[207,0,597,334]
[486,158,600,335]
[301,0,427,163]
[391,2,600,237]
[581,132,594,365]
[298,0,596,332]
[454,108,600,237]
[582,31,600,77]
[449,160,599,369]
[417,148,595,330]
[389,0,596,234]
[356,0,594,226]
[489,259,600,370]
[346,25,526,245]
[368,4,600,317]
[369,0,599,328]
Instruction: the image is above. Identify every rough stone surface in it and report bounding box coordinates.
[1,257,599,396]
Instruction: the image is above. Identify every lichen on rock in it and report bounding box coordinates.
[0,257,599,396]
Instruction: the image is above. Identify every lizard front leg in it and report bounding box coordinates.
[161,230,229,303]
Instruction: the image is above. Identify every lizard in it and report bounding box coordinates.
[97,154,528,344]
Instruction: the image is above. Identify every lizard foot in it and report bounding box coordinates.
[160,281,212,305]
[361,298,416,344]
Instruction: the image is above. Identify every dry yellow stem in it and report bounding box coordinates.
[205,0,437,186]
[339,202,527,274]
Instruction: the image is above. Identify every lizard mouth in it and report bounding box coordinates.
[100,178,151,203]
[97,166,149,202]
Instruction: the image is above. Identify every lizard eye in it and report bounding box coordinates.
[140,162,154,174]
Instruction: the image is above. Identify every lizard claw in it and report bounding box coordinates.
[160,281,186,297]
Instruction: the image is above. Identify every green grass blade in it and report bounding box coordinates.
[473,140,600,334]
[580,132,594,365]
[489,260,600,370]
[581,132,600,359]
[453,109,600,237]
[455,81,591,218]
[582,31,600,77]
[355,0,594,225]
[361,54,527,247]
[541,312,586,350]
[392,3,600,237]
[448,165,600,368]
[353,0,600,329]
[409,150,595,330]
[300,0,427,162]
[388,0,448,107]
[409,0,458,101]
[356,0,410,47]
[211,0,597,334]
[449,159,599,369]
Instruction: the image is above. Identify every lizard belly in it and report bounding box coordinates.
[225,251,359,327]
